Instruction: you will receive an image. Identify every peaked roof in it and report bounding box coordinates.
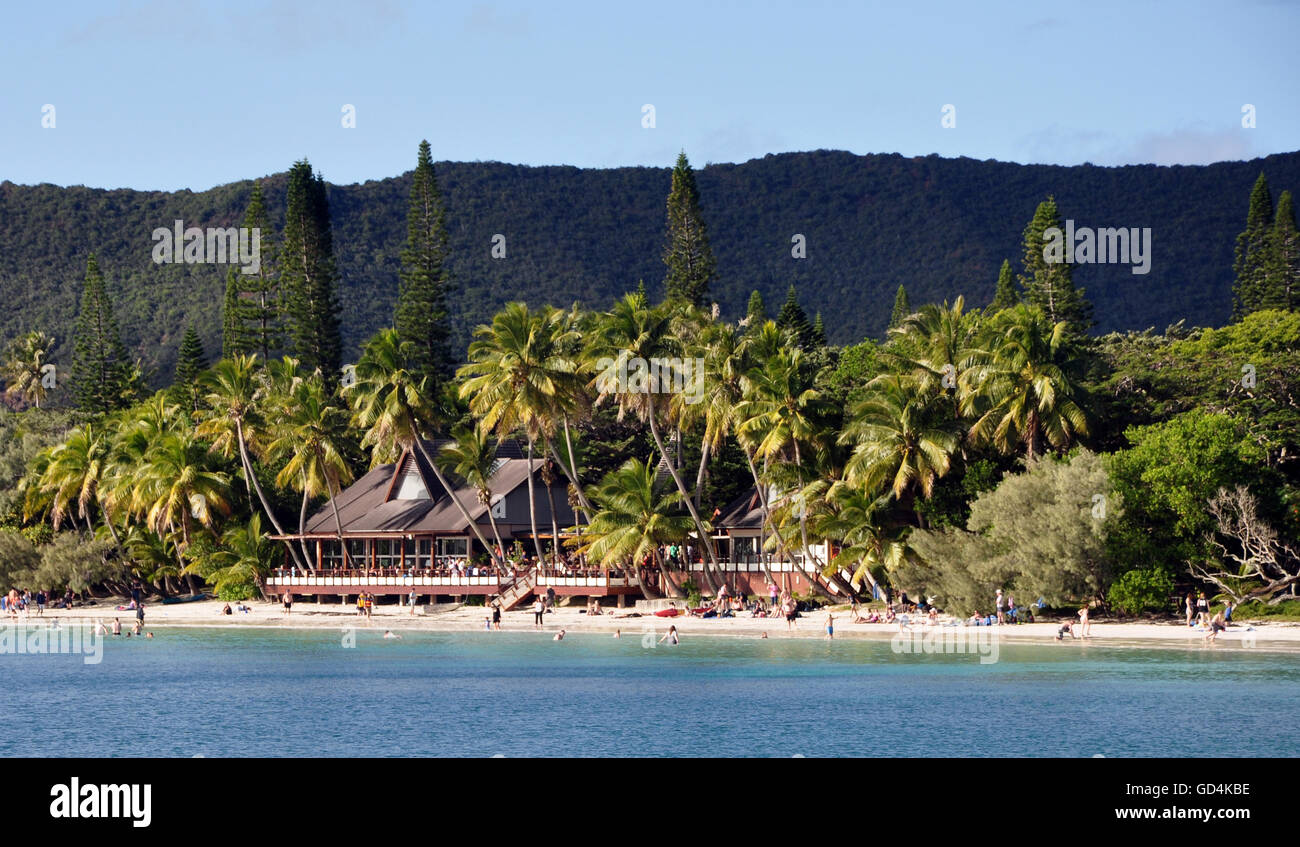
[717,486,766,530]
[293,439,558,536]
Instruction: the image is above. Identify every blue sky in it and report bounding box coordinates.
[1,0,1296,190]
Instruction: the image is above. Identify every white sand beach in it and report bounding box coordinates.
[17,597,1300,651]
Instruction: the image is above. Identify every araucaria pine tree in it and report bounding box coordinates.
[776,285,814,348]
[745,290,767,328]
[395,140,453,386]
[72,254,133,415]
[1233,173,1275,318]
[889,284,911,328]
[281,160,342,385]
[990,259,1018,311]
[172,323,208,411]
[663,151,717,307]
[810,312,827,347]
[1266,190,1300,312]
[1019,196,1093,335]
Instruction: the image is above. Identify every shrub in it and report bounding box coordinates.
[1106,567,1174,616]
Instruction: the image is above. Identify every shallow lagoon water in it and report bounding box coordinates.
[5,626,1297,757]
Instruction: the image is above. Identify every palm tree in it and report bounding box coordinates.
[458,303,581,564]
[811,480,910,597]
[37,423,109,534]
[135,429,233,593]
[191,513,277,600]
[349,328,502,567]
[735,332,840,598]
[197,355,306,570]
[840,373,961,517]
[2,330,56,408]
[268,376,355,570]
[438,426,507,560]
[573,457,694,599]
[584,294,724,591]
[965,304,1090,461]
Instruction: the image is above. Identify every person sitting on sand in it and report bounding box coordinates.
[968,612,982,626]
[222,603,233,616]
[658,625,679,645]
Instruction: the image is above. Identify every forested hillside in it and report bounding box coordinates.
[2,148,1298,383]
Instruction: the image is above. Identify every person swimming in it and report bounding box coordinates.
[553,629,566,641]
[383,630,401,639]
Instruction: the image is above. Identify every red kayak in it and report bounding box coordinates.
[654,608,681,617]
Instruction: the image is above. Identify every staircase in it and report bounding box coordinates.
[496,567,538,611]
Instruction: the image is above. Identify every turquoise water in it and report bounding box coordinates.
[5,626,1298,757]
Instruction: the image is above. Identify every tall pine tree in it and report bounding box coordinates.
[1019,196,1093,335]
[1233,172,1275,318]
[990,259,1018,311]
[810,312,827,347]
[395,140,453,386]
[1264,189,1299,313]
[171,323,208,411]
[72,254,133,415]
[889,284,911,328]
[240,180,281,360]
[281,160,342,386]
[663,151,716,307]
[776,285,813,348]
[222,267,248,358]
[744,289,767,328]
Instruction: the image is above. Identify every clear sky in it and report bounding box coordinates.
[1,0,1296,191]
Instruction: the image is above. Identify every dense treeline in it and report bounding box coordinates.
[3,149,1299,385]
[2,148,1298,619]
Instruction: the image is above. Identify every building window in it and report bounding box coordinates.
[436,537,468,564]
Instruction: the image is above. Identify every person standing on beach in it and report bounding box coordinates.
[533,597,545,627]
[283,592,293,615]
[783,597,797,631]
[364,593,374,620]
[35,589,45,616]
[1077,605,1090,638]
[768,581,779,609]
[409,589,417,615]
[995,589,1006,625]
[491,599,502,630]
[1196,592,1209,626]
[136,603,145,632]
[825,613,834,640]
[1185,593,1195,627]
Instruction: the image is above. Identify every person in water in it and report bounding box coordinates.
[383,630,401,639]
[553,629,566,641]
[825,613,834,640]
[658,625,679,645]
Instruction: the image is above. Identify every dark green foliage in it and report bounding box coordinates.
[1264,190,1299,312]
[221,268,243,359]
[990,259,1017,311]
[745,289,766,329]
[3,150,1300,389]
[395,140,454,387]
[171,323,207,410]
[1107,566,1175,616]
[663,151,716,307]
[280,160,342,384]
[810,313,827,348]
[231,181,282,360]
[1019,196,1093,336]
[71,255,133,415]
[1233,172,1275,318]
[776,285,814,348]
[888,284,911,329]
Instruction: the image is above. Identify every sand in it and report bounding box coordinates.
[14,596,1300,652]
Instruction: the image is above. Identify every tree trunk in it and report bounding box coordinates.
[645,394,721,594]
[693,439,711,513]
[653,547,684,598]
[237,420,306,571]
[413,437,504,568]
[483,491,506,562]
[297,476,314,572]
[523,439,546,563]
[323,461,353,568]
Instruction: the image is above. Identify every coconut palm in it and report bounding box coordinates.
[458,303,581,564]
[135,429,233,593]
[37,423,109,533]
[735,333,841,598]
[197,355,306,570]
[965,304,1090,461]
[811,480,911,596]
[349,328,502,567]
[572,457,694,599]
[583,294,725,591]
[840,373,962,513]
[438,425,507,560]
[268,376,355,570]
[2,330,56,408]
[190,513,276,600]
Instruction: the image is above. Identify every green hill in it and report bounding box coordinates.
[3,148,1298,384]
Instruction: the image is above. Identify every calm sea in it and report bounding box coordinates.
[5,626,1297,757]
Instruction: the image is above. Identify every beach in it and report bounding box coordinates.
[22,597,1300,651]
